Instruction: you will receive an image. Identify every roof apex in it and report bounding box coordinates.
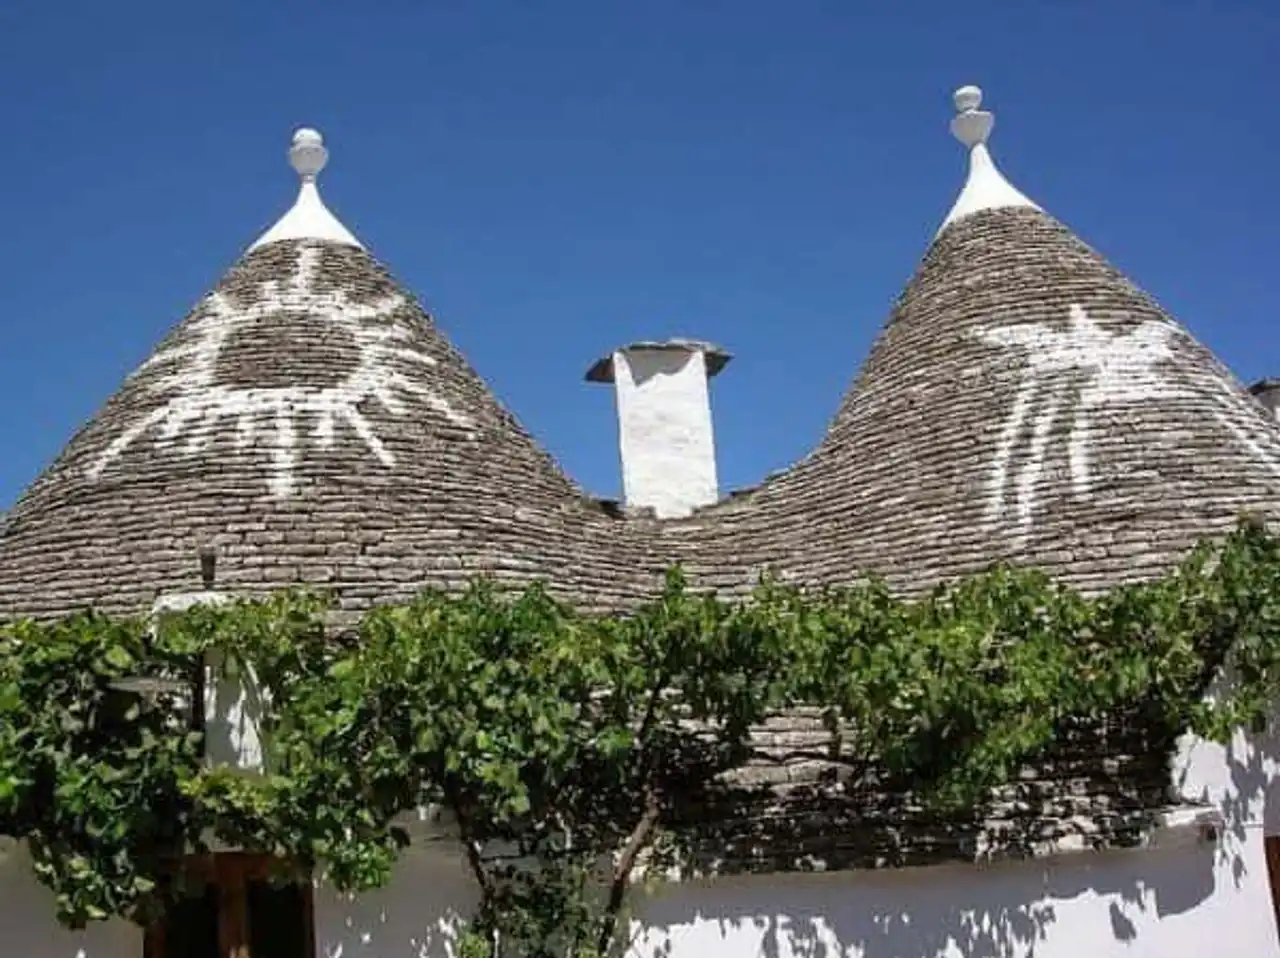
[937,85,1040,236]
[249,128,363,252]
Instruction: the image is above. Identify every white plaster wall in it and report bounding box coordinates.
[1171,678,1280,834]
[1175,726,1280,834]
[314,842,479,958]
[628,834,1280,958]
[614,349,718,518]
[0,842,140,958]
[313,828,1280,958]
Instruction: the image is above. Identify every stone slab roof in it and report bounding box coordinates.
[0,240,656,618]
[660,206,1280,596]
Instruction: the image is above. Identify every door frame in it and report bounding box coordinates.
[144,853,315,958]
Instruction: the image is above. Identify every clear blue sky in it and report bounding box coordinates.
[0,1,1275,507]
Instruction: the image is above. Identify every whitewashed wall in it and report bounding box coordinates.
[1172,683,1280,835]
[308,825,1279,958]
[0,841,140,958]
[628,835,1276,958]
[314,842,477,958]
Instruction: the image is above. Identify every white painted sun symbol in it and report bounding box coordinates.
[88,246,476,497]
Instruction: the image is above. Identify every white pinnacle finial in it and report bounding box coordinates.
[249,127,363,251]
[937,84,1039,235]
[289,128,329,181]
[950,85,993,147]
[954,85,982,112]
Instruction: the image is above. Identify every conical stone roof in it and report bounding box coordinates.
[0,133,648,617]
[4,96,1278,618]
[672,88,1280,594]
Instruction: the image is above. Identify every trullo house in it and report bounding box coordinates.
[4,84,1280,958]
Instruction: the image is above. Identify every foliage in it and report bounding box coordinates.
[3,522,1280,955]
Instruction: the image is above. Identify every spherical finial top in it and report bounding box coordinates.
[289,127,329,180]
[949,84,993,148]
[953,85,983,114]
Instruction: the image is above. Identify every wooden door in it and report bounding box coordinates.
[144,854,314,958]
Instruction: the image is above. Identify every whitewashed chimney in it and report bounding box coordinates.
[586,339,730,518]
[148,548,268,776]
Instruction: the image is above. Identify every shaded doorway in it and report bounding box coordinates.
[144,853,313,958]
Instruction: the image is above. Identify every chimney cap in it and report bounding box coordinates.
[585,338,731,384]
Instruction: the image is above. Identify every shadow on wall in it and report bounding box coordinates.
[630,840,1219,958]
[628,353,697,389]
[314,844,479,958]
[1173,712,1280,887]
